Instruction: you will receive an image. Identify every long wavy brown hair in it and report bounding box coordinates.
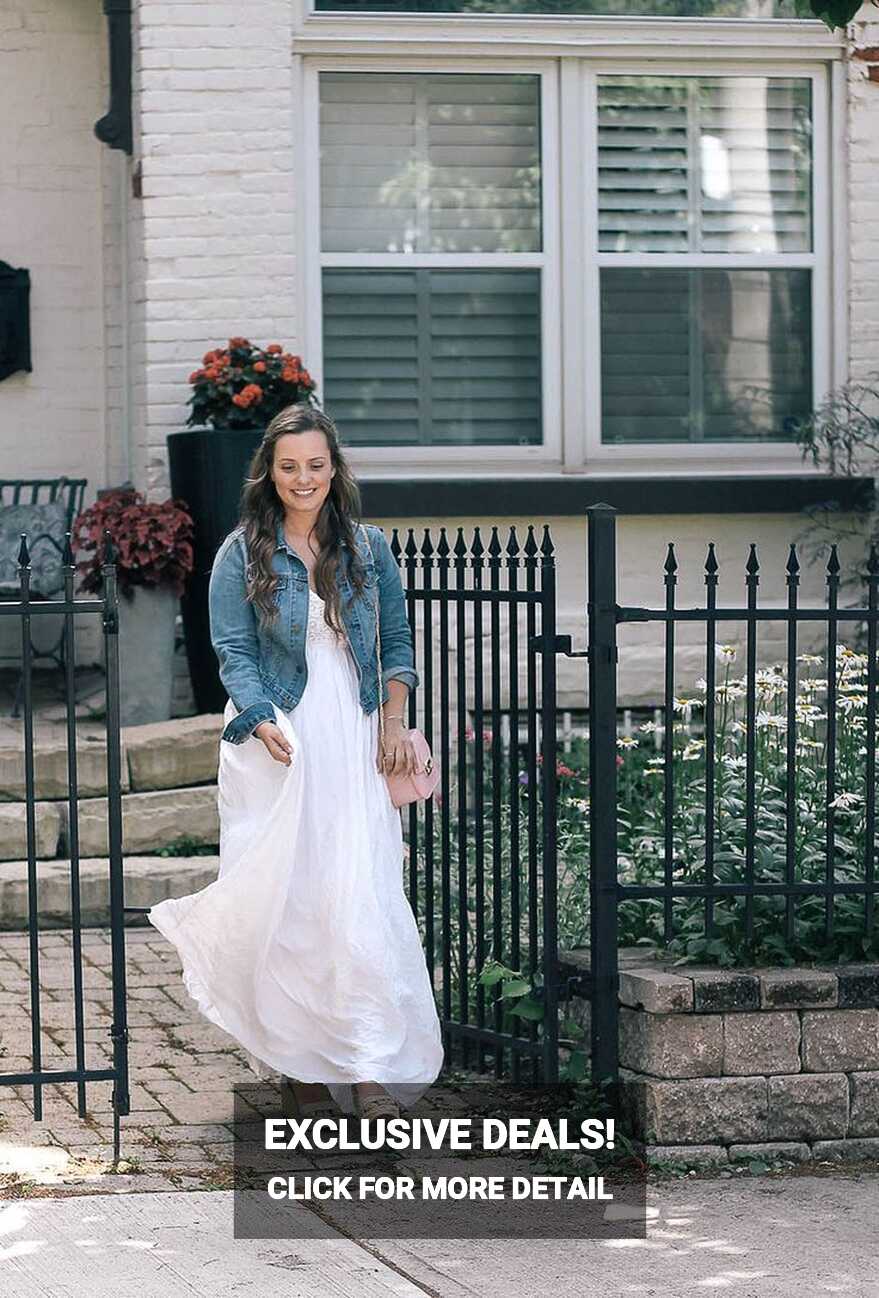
[239,404,369,633]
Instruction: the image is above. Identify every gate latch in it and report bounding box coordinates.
[529,633,588,658]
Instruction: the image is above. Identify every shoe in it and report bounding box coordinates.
[352,1084,400,1121]
[280,1075,338,1119]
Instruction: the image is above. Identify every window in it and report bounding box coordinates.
[303,53,830,467]
[597,75,815,444]
[316,71,551,451]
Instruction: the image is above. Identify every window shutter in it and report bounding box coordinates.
[601,267,811,442]
[598,76,812,254]
[320,73,541,255]
[323,268,542,445]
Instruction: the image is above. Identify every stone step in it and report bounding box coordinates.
[122,714,222,791]
[0,801,63,860]
[0,726,132,801]
[0,854,220,928]
[0,714,223,800]
[74,785,219,858]
[0,785,219,861]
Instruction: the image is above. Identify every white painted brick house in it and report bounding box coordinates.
[2,0,878,702]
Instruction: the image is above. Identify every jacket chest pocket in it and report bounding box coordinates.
[272,574,289,605]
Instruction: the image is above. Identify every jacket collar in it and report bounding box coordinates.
[274,516,354,555]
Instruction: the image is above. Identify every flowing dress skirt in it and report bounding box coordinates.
[147,589,444,1113]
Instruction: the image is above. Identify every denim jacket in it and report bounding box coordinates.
[209,518,419,744]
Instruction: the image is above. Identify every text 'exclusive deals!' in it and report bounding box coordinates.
[231,1083,647,1240]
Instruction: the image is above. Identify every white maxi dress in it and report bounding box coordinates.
[147,586,445,1113]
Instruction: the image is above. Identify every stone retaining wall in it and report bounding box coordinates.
[616,960,879,1165]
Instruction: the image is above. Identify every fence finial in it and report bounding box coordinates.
[102,528,117,566]
[436,526,449,560]
[704,542,718,576]
[63,531,74,568]
[664,542,677,576]
[17,533,29,568]
[421,528,434,559]
[523,525,537,559]
[746,543,760,577]
[506,525,520,559]
[826,544,840,577]
[786,543,800,578]
[540,524,554,558]
[471,526,484,559]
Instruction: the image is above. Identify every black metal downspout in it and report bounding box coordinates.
[94,0,133,154]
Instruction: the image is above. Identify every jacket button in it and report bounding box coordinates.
[292,623,300,631]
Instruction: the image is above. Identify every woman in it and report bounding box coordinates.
[147,403,444,1121]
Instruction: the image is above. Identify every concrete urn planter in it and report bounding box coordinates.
[115,585,179,726]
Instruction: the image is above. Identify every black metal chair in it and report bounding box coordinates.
[0,477,88,716]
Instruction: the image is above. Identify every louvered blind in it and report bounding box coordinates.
[320,73,541,255]
[598,77,812,254]
[600,267,811,442]
[322,269,542,446]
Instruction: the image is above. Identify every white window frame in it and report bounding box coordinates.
[580,60,831,471]
[293,2,847,479]
[300,57,561,473]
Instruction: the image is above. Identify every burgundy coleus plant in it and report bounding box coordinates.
[72,488,194,600]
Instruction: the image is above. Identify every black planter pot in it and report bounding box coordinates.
[168,426,265,714]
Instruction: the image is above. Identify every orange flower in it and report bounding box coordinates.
[229,336,250,349]
[241,383,263,402]
[266,343,283,354]
[253,361,267,373]
[281,368,297,383]
[189,370,204,384]
[204,366,220,381]
[232,392,249,408]
[203,350,218,366]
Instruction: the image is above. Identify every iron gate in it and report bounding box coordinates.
[396,522,565,1085]
[0,530,130,1161]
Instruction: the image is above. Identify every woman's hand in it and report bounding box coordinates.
[377,718,419,776]
[254,720,294,766]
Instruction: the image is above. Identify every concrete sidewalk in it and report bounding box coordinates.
[2,927,879,1295]
[2,1175,878,1298]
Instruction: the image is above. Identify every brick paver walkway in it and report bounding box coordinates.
[0,925,252,1195]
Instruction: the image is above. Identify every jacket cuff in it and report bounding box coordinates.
[221,700,277,744]
[382,666,419,697]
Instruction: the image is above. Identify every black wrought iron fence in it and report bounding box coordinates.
[585,502,879,1088]
[394,523,563,1085]
[0,530,130,1160]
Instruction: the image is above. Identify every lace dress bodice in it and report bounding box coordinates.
[306,588,347,648]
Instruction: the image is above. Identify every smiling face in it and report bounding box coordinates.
[270,428,336,520]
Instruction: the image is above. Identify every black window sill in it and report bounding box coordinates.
[359,475,875,518]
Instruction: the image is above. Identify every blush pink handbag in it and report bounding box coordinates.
[363,528,440,808]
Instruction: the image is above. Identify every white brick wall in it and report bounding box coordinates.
[0,0,111,665]
[128,0,299,500]
[0,0,108,485]
[848,7,879,380]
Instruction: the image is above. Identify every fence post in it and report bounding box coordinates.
[586,505,620,1090]
[101,533,130,1163]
